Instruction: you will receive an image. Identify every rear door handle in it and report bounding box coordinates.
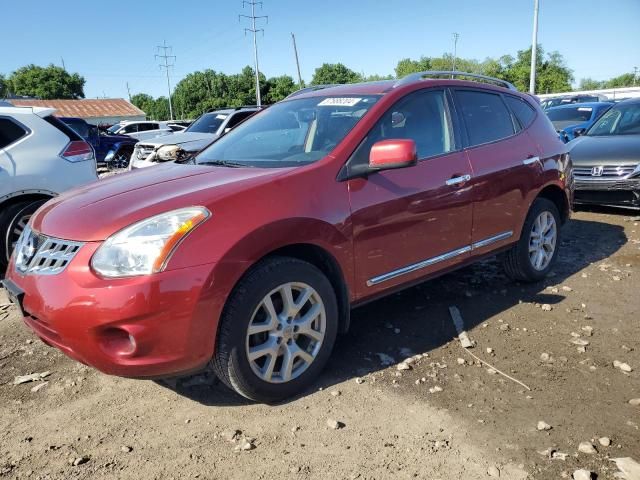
[523,156,540,165]
[445,174,471,186]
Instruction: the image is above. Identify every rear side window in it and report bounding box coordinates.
[505,96,536,130]
[44,115,83,141]
[121,123,139,133]
[456,90,515,146]
[226,111,256,130]
[0,117,28,149]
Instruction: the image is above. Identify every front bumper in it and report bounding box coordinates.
[574,176,640,208]
[4,242,221,378]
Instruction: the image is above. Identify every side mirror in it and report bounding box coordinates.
[573,127,587,138]
[369,139,418,171]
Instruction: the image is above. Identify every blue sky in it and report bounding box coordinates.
[1,0,638,99]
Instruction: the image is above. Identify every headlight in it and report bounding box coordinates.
[157,144,182,161]
[104,150,115,162]
[91,207,210,278]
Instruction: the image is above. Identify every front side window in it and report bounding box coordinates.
[0,118,28,149]
[587,102,640,136]
[348,89,454,169]
[195,95,381,168]
[456,90,515,146]
[121,124,139,134]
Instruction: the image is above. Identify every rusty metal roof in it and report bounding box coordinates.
[8,98,145,119]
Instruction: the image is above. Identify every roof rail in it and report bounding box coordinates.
[394,71,517,91]
[285,84,341,99]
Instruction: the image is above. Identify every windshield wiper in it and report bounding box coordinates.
[198,160,248,168]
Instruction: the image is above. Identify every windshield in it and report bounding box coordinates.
[547,106,593,129]
[107,124,121,134]
[195,95,381,168]
[186,112,228,134]
[587,102,640,136]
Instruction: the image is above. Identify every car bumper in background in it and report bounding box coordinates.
[574,176,640,208]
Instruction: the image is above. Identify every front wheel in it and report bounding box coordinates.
[210,257,338,403]
[503,198,561,282]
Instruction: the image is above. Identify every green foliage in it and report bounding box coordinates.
[310,63,362,85]
[265,75,297,103]
[578,73,636,91]
[579,78,603,90]
[6,64,85,99]
[0,74,6,98]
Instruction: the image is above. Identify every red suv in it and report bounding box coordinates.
[3,72,572,402]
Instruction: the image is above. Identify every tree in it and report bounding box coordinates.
[395,57,432,78]
[7,64,85,99]
[579,78,603,90]
[498,46,573,93]
[265,75,297,103]
[130,93,155,117]
[603,73,636,88]
[310,63,362,85]
[0,74,6,98]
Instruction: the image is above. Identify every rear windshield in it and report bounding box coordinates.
[44,116,83,141]
[186,113,228,134]
[61,118,89,138]
[547,107,593,129]
[195,95,381,168]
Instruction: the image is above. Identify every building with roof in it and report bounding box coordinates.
[7,98,146,126]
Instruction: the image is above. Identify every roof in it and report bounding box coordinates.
[546,102,613,111]
[7,98,145,119]
[0,105,57,117]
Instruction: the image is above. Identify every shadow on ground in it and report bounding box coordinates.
[159,216,627,406]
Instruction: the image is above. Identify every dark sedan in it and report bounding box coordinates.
[569,98,640,209]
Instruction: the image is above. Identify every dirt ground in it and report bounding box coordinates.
[1,208,639,480]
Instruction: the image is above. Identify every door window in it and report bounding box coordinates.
[0,118,28,149]
[121,124,139,133]
[456,90,515,146]
[504,95,537,130]
[137,123,159,132]
[350,89,454,166]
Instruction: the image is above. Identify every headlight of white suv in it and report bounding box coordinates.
[91,207,210,278]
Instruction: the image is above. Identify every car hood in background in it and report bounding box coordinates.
[31,162,291,241]
[139,131,218,151]
[568,135,640,166]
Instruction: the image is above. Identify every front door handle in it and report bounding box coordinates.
[445,174,471,186]
[523,156,540,166]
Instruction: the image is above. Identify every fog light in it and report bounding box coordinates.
[100,328,137,357]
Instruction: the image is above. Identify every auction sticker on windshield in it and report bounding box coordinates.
[318,98,362,107]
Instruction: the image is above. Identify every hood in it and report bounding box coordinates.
[103,133,137,144]
[31,162,291,241]
[568,135,640,167]
[139,131,218,151]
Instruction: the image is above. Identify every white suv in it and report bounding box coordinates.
[0,106,98,271]
[106,121,174,141]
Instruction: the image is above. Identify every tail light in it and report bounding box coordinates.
[60,141,94,162]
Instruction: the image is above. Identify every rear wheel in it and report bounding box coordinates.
[211,257,338,403]
[503,198,561,282]
[0,200,47,272]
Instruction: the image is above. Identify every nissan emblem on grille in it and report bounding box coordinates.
[591,166,604,177]
[14,226,84,275]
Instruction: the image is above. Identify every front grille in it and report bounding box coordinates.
[134,144,155,161]
[573,165,637,178]
[14,226,83,276]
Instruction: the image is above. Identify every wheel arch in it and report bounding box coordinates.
[0,192,54,215]
[536,183,570,224]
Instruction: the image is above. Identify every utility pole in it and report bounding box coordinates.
[240,1,267,107]
[155,40,175,120]
[126,82,131,102]
[291,32,303,88]
[61,57,66,70]
[451,33,460,77]
[529,0,540,95]
[634,66,638,86]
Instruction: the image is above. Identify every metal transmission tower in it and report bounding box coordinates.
[155,40,176,120]
[451,33,460,76]
[240,1,268,107]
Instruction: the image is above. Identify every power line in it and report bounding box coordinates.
[155,40,176,120]
[240,1,268,106]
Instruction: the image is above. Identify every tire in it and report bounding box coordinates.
[211,256,338,403]
[503,197,561,282]
[0,200,47,272]
[108,146,133,170]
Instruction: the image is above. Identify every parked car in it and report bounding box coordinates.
[60,117,138,169]
[3,72,571,402]
[540,94,608,111]
[129,107,260,169]
[569,98,640,209]
[0,106,97,272]
[107,120,174,141]
[546,102,613,142]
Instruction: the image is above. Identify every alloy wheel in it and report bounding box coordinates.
[528,210,557,271]
[5,212,31,262]
[245,282,326,384]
